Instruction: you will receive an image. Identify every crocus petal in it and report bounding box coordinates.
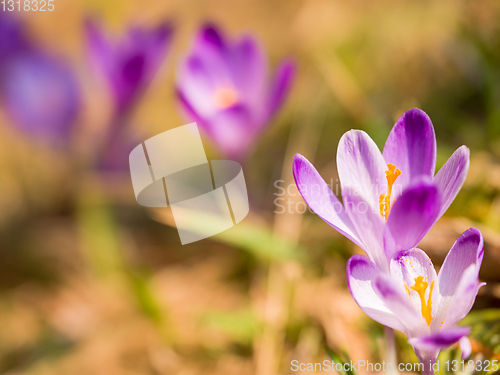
[409,326,471,353]
[86,19,173,112]
[85,19,113,75]
[433,228,484,331]
[194,24,227,56]
[434,145,470,217]
[337,130,387,210]
[390,248,437,286]
[204,104,255,159]
[438,265,485,331]
[178,55,219,118]
[293,154,362,248]
[116,24,173,110]
[177,88,209,126]
[382,108,436,190]
[115,52,146,105]
[229,36,268,113]
[460,336,472,359]
[267,59,295,121]
[178,90,253,161]
[374,273,428,337]
[191,24,231,83]
[346,255,407,333]
[129,22,173,69]
[390,249,439,325]
[343,187,386,270]
[120,23,173,91]
[383,179,441,259]
[437,228,484,296]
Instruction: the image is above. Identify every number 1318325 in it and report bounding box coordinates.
[2,0,54,11]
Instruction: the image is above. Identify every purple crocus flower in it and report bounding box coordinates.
[85,19,174,113]
[0,52,80,141]
[293,108,469,270]
[176,24,295,160]
[0,13,80,142]
[85,19,174,172]
[347,228,484,373]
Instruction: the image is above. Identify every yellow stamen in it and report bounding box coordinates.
[213,86,239,109]
[410,276,434,326]
[379,163,402,220]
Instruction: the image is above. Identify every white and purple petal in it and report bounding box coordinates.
[433,228,484,330]
[191,24,232,83]
[437,227,484,296]
[390,249,439,322]
[343,186,386,270]
[293,154,362,247]
[409,326,471,354]
[266,59,295,121]
[373,273,429,337]
[383,108,436,191]
[383,179,441,259]
[176,88,209,128]
[434,145,470,217]
[178,89,254,160]
[337,130,387,210]
[177,55,220,118]
[437,265,485,331]
[204,105,255,160]
[229,35,268,116]
[346,255,407,333]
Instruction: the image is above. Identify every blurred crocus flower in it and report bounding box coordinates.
[177,24,295,160]
[85,19,174,113]
[0,12,80,142]
[347,228,484,372]
[293,108,469,270]
[1,53,80,141]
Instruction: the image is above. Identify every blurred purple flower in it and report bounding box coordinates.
[347,228,484,372]
[85,19,174,113]
[293,108,469,270]
[1,52,80,141]
[177,24,295,160]
[0,12,80,142]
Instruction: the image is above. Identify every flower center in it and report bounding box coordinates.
[410,276,434,326]
[379,163,402,220]
[213,86,239,109]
